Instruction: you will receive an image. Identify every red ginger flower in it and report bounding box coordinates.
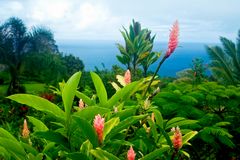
[124,69,131,84]
[165,21,179,58]
[22,119,30,138]
[127,146,136,160]
[171,126,182,150]
[78,99,84,109]
[93,114,105,143]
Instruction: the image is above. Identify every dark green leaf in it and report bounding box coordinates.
[140,145,170,160]
[62,72,81,120]
[27,116,48,132]
[90,148,120,160]
[90,72,108,105]
[0,137,26,160]
[7,94,65,121]
[106,114,147,140]
[34,131,69,147]
[72,116,98,147]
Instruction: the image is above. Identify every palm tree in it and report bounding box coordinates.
[206,30,240,85]
[0,17,58,94]
[0,17,29,94]
[116,20,157,77]
[29,26,58,53]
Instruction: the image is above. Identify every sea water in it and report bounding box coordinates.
[58,40,213,77]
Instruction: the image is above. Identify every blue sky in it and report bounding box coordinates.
[0,0,239,42]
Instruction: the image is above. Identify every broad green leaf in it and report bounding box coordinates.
[35,153,44,160]
[133,139,148,154]
[114,107,137,121]
[27,116,48,132]
[90,72,108,105]
[76,91,95,106]
[106,114,147,140]
[150,109,163,128]
[148,119,158,143]
[72,116,98,147]
[140,145,170,160]
[7,94,65,120]
[73,106,110,121]
[80,140,93,157]
[20,142,38,156]
[34,131,68,147]
[180,150,190,159]
[62,72,81,120]
[0,128,18,142]
[0,137,26,160]
[166,119,198,130]
[109,140,133,146]
[66,152,89,160]
[182,131,198,145]
[90,148,120,160]
[43,142,55,153]
[103,117,120,140]
[0,146,10,160]
[106,81,140,108]
[157,126,173,149]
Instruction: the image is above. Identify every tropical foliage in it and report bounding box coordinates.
[153,81,240,159]
[206,30,240,85]
[0,71,198,160]
[116,20,160,77]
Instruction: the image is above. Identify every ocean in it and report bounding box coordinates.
[58,40,213,77]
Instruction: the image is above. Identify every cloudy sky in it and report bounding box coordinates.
[0,0,239,42]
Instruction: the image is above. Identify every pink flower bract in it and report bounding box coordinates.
[127,146,136,160]
[78,99,84,109]
[22,119,30,138]
[124,69,131,84]
[93,114,105,143]
[171,126,182,150]
[165,21,179,58]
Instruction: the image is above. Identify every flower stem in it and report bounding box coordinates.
[143,56,167,97]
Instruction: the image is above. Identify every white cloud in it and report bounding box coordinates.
[75,3,109,30]
[0,0,239,42]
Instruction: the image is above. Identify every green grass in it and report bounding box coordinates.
[0,85,8,98]
[0,83,47,98]
[24,83,47,94]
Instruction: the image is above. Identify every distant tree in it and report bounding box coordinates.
[28,27,59,53]
[206,31,240,85]
[62,54,84,77]
[0,17,58,94]
[116,20,158,77]
[0,17,29,94]
[23,52,67,84]
[176,58,208,84]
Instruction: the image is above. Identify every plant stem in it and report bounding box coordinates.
[171,149,178,160]
[143,56,167,97]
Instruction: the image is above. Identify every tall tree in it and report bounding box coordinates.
[0,17,29,94]
[28,27,58,53]
[0,17,59,94]
[116,20,158,77]
[206,30,240,85]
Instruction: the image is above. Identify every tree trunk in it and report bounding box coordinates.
[7,66,23,95]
